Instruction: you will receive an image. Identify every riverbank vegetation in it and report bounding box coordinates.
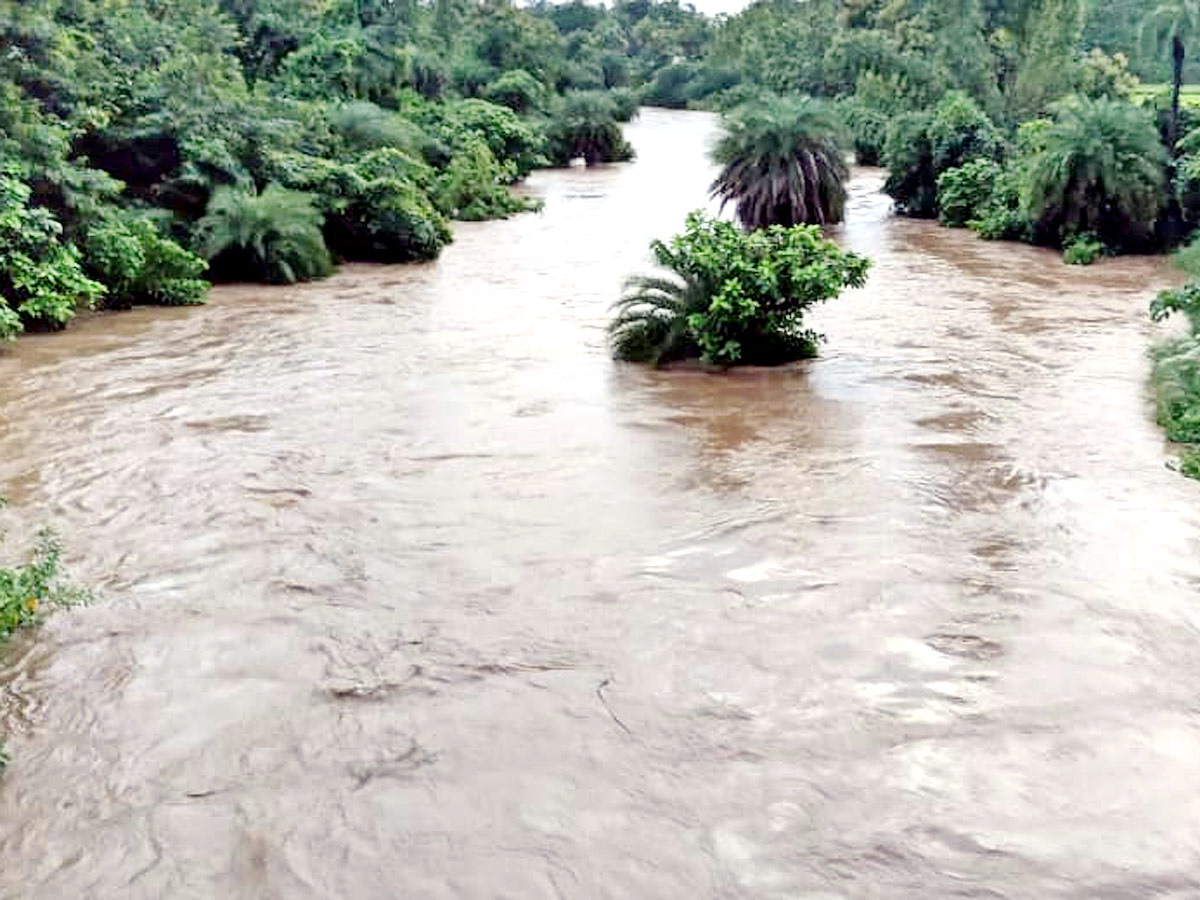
[1150,249,1200,478]
[0,0,717,340]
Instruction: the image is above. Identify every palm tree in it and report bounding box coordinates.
[1023,96,1168,249]
[710,96,848,229]
[196,183,333,284]
[607,238,706,365]
[1142,0,1200,150]
[544,91,634,166]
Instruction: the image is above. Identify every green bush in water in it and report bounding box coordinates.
[609,211,870,367]
[0,513,91,775]
[84,214,209,307]
[884,92,1002,219]
[0,527,88,645]
[1063,232,1104,265]
[197,184,333,285]
[936,159,1003,228]
[544,91,634,166]
[0,166,103,338]
[607,88,639,123]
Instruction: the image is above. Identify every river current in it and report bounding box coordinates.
[1,109,1198,898]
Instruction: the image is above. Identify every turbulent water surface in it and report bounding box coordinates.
[2,109,1199,898]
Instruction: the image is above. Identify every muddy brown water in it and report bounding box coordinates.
[2,109,1200,898]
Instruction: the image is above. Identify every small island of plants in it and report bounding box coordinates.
[610,211,869,367]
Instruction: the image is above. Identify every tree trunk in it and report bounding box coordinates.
[1172,32,1185,151]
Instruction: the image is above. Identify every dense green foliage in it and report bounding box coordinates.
[711,96,848,228]
[0,167,103,338]
[1,0,714,342]
[1022,97,1167,249]
[609,211,869,367]
[884,92,1003,219]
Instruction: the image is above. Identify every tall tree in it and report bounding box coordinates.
[1142,0,1200,149]
[711,96,848,228]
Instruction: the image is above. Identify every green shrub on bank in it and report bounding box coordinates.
[84,215,208,307]
[1022,97,1166,251]
[0,167,103,338]
[1150,279,1200,478]
[1150,335,1200,444]
[435,99,546,181]
[197,185,333,285]
[329,177,451,263]
[609,211,870,367]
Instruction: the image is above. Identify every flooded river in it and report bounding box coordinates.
[2,109,1200,898]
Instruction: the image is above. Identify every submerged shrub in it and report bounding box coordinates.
[1063,232,1104,265]
[608,88,640,123]
[85,215,208,307]
[609,211,870,367]
[838,99,888,166]
[884,92,1001,219]
[641,62,700,109]
[936,159,1001,227]
[197,184,333,284]
[0,516,90,775]
[0,528,88,645]
[544,91,634,166]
